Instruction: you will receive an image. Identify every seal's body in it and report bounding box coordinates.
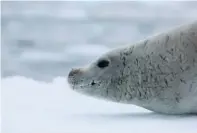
[68,21,197,115]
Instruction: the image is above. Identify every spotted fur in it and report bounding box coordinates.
[68,21,197,115]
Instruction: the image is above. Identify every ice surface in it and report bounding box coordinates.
[1,77,197,133]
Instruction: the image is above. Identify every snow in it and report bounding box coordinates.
[1,77,197,133]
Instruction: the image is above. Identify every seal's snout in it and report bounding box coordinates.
[68,68,81,77]
[68,68,82,83]
[67,69,83,89]
[68,69,81,86]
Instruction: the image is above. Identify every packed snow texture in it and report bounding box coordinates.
[1,1,197,133]
[2,77,197,133]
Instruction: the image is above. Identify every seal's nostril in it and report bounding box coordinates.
[68,68,81,77]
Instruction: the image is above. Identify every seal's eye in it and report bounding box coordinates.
[97,59,109,68]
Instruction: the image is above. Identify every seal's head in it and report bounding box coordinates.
[67,49,129,102]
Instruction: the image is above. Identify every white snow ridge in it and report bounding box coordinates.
[1,76,197,133]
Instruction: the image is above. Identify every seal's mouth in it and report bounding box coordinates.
[68,79,98,89]
[67,68,102,92]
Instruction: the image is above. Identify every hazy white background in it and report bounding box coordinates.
[1,1,197,133]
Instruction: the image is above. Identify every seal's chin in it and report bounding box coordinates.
[68,84,95,97]
[67,73,90,91]
[68,81,96,91]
